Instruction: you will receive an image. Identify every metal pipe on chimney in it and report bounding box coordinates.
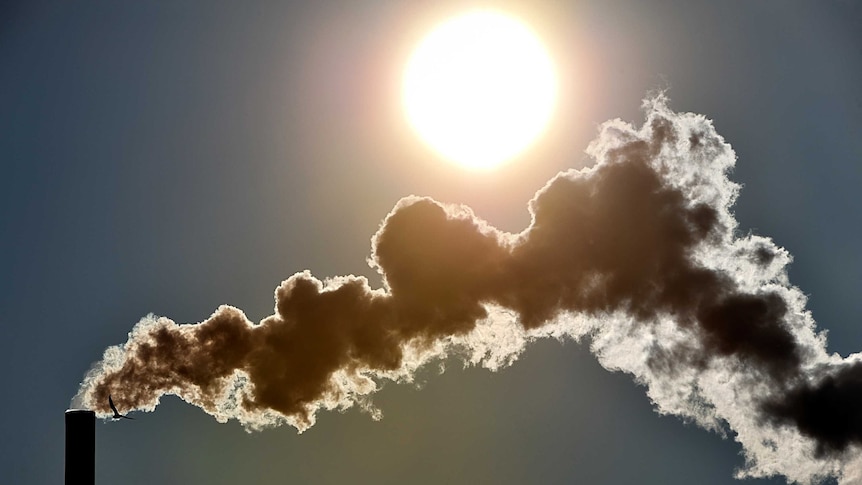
[65,409,95,485]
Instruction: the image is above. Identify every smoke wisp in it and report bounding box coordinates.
[75,96,862,483]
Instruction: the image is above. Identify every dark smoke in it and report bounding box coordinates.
[75,96,861,483]
[764,362,862,458]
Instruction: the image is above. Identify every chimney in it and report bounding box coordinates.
[65,409,95,485]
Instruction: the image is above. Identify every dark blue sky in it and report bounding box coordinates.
[2,1,861,483]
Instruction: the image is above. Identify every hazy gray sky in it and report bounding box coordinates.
[2,1,861,483]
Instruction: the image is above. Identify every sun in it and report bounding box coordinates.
[403,10,557,170]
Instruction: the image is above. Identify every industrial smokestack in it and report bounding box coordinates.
[65,410,95,485]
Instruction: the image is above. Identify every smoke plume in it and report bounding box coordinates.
[75,96,862,483]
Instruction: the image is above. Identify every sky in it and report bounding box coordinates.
[2,1,862,484]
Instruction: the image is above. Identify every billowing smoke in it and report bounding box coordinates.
[75,96,862,483]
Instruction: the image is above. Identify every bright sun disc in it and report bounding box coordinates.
[403,10,557,170]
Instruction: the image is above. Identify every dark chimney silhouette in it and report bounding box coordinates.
[65,410,95,485]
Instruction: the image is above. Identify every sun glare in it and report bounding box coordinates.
[403,10,557,170]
